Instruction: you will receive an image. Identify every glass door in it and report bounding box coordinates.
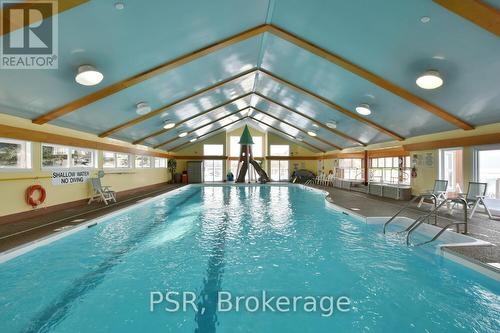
[439,148,463,194]
[474,146,500,198]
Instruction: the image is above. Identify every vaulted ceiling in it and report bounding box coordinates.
[1,0,499,152]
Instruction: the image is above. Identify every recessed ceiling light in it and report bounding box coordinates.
[189,137,197,143]
[75,65,103,86]
[163,120,176,130]
[416,70,443,89]
[136,102,151,115]
[307,131,317,137]
[114,2,125,10]
[178,131,188,138]
[312,123,319,128]
[355,104,371,116]
[420,16,431,23]
[326,121,337,129]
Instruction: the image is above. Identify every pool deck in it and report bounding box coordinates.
[307,184,500,266]
[0,183,184,253]
[1,182,499,270]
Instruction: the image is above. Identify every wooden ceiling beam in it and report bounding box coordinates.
[259,69,405,141]
[252,107,341,150]
[97,72,255,138]
[1,0,89,36]
[154,109,246,148]
[253,92,366,146]
[32,25,265,124]
[434,0,500,37]
[131,90,253,144]
[266,25,474,131]
[249,116,325,153]
[170,117,245,151]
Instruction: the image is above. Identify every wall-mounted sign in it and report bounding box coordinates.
[51,169,91,185]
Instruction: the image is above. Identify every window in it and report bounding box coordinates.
[439,148,463,194]
[270,145,289,157]
[103,152,131,169]
[0,138,31,169]
[270,145,289,181]
[135,155,151,168]
[337,158,363,180]
[204,144,224,182]
[474,146,500,198]
[369,156,410,185]
[270,160,289,181]
[42,144,96,169]
[204,144,224,156]
[154,157,167,168]
[230,136,263,157]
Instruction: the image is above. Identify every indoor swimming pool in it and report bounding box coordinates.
[0,185,498,332]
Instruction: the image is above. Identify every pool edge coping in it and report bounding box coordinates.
[0,185,189,264]
[319,187,500,281]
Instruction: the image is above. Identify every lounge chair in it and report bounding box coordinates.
[482,198,500,219]
[417,179,448,208]
[88,177,116,205]
[448,181,488,218]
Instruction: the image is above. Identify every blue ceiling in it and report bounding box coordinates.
[0,0,499,152]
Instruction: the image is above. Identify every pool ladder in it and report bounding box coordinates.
[383,196,468,246]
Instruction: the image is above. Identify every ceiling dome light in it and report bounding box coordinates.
[326,121,337,129]
[178,131,188,138]
[295,136,303,141]
[114,2,125,10]
[189,137,198,143]
[163,120,176,130]
[136,102,151,115]
[355,104,371,116]
[307,131,317,137]
[75,65,103,86]
[312,123,319,128]
[420,16,431,23]
[416,70,443,89]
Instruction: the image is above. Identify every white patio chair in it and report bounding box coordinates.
[88,177,116,205]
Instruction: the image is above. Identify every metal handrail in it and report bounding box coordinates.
[382,195,422,234]
[406,198,468,246]
[404,199,450,245]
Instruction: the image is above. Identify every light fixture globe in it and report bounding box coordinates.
[355,104,371,116]
[326,121,337,129]
[189,137,198,143]
[178,131,188,138]
[307,130,317,137]
[75,65,103,86]
[163,120,176,130]
[136,102,151,115]
[416,70,443,89]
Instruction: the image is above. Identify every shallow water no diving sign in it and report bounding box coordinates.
[51,169,91,185]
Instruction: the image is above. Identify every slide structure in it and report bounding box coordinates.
[235,125,270,183]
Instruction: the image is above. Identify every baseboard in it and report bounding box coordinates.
[0,182,170,225]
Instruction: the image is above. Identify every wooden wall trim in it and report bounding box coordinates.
[367,148,409,158]
[0,181,170,225]
[0,124,172,158]
[433,0,500,37]
[174,155,228,160]
[403,133,500,151]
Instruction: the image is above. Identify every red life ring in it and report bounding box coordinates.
[26,185,46,208]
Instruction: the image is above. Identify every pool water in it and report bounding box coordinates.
[0,185,498,332]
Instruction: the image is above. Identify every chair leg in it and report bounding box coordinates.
[417,197,425,208]
[469,201,480,219]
